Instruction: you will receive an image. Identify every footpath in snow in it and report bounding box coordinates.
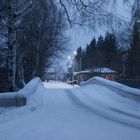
[0,78,140,140]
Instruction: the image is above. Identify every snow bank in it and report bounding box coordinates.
[0,77,46,107]
[82,76,140,96]
[19,77,46,107]
[70,83,140,129]
[0,78,47,124]
[20,77,41,96]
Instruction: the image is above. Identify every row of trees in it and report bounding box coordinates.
[16,1,67,87]
[74,0,140,79]
[127,22,140,78]
[75,33,124,73]
[0,0,67,91]
[75,20,140,79]
[124,0,140,79]
[0,0,135,91]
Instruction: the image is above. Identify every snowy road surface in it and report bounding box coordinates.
[0,80,140,140]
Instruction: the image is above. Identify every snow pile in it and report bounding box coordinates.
[0,78,47,124]
[0,91,17,99]
[0,81,140,139]
[82,76,140,96]
[70,84,140,129]
[0,77,46,108]
[19,77,46,107]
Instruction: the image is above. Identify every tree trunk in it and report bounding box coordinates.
[7,0,17,91]
[32,40,40,78]
[18,55,25,88]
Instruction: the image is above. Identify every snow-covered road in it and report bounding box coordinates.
[0,80,140,140]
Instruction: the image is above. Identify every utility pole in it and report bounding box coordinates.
[72,60,74,81]
[122,54,127,75]
[72,51,77,81]
[79,56,82,83]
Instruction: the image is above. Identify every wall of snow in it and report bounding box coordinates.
[81,76,140,101]
[0,77,43,107]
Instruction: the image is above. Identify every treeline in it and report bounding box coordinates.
[74,0,140,80]
[127,22,140,79]
[0,0,66,91]
[75,33,123,73]
[16,1,66,87]
[75,21,140,79]
[0,0,120,92]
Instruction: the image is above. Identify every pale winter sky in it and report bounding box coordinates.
[67,1,131,52]
[54,0,133,71]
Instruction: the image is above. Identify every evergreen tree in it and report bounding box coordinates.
[128,22,140,78]
[97,35,104,48]
[88,37,97,67]
[75,47,82,71]
[83,37,97,69]
[96,35,105,67]
[103,33,117,68]
[81,33,119,71]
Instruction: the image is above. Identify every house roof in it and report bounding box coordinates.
[74,67,117,75]
[74,70,92,75]
[93,67,117,73]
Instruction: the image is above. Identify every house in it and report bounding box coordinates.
[74,67,118,82]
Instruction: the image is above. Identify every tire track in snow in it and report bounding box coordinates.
[110,108,140,120]
[66,89,140,130]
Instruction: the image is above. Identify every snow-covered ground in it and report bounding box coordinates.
[0,78,140,140]
[83,76,140,95]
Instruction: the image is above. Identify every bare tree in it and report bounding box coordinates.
[57,0,125,28]
[16,0,67,86]
[0,0,39,91]
[0,0,133,91]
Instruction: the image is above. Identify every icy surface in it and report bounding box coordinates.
[0,78,140,140]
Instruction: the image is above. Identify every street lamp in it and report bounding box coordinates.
[67,51,78,81]
[68,56,71,60]
[122,54,127,75]
[67,56,72,73]
[72,51,78,81]
[74,51,77,56]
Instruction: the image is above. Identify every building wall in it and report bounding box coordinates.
[75,72,118,82]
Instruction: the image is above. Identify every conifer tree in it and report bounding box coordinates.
[128,22,140,78]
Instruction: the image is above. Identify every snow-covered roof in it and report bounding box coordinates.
[74,70,92,75]
[74,67,117,75]
[93,67,117,73]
